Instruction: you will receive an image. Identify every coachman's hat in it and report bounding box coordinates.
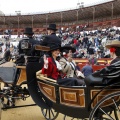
[49,43,61,51]
[105,40,120,49]
[47,24,57,31]
[24,27,34,35]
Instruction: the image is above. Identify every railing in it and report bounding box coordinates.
[74,58,112,64]
[78,64,107,72]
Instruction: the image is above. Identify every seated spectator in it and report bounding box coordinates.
[87,46,95,55]
[82,62,93,77]
[3,48,11,61]
[89,54,97,65]
[0,46,2,53]
[76,49,85,58]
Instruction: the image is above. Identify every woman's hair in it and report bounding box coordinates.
[115,47,120,56]
[48,51,52,57]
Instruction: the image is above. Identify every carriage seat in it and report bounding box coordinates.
[36,74,57,83]
[84,61,120,86]
[84,71,103,86]
[0,62,17,84]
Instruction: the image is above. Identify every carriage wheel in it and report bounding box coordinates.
[41,108,59,120]
[89,91,120,120]
[0,83,15,109]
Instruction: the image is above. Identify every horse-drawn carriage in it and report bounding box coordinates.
[26,60,120,120]
[0,45,120,120]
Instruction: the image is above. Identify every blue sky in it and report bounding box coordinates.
[0,0,112,15]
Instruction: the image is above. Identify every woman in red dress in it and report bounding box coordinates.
[36,44,62,80]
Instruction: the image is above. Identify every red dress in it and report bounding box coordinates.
[42,57,59,80]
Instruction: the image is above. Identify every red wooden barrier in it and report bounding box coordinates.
[74,58,112,64]
[78,64,107,72]
[92,65,107,72]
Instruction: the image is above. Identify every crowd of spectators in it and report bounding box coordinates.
[0,26,120,79]
[0,26,120,62]
[57,26,120,60]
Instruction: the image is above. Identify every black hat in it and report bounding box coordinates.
[24,27,34,35]
[47,24,57,31]
[48,43,61,51]
[60,44,76,53]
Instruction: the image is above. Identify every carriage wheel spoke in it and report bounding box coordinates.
[112,98,120,113]
[49,109,51,119]
[99,107,114,120]
[50,109,55,117]
[45,109,47,116]
[41,108,59,120]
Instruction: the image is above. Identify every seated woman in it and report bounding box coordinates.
[36,44,84,86]
[59,45,76,78]
[59,45,85,85]
[36,44,62,80]
[105,40,120,64]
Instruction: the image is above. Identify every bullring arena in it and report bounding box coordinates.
[0,0,120,35]
[0,0,120,120]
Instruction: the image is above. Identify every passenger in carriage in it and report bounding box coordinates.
[36,44,84,86]
[105,40,120,64]
[59,45,76,78]
[36,44,62,80]
[59,45,85,85]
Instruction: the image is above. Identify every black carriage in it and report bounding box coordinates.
[0,45,120,120]
[26,60,120,120]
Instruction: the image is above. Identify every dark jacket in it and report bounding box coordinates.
[18,37,39,56]
[40,33,61,47]
[110,57,120,65]
[3,49,11,61]
[16,37,39,65]
[82,64,93,77]
[88,47,95,55]
[42,57,59,80]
